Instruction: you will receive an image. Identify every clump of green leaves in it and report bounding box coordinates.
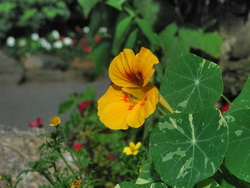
[16,125,93,187]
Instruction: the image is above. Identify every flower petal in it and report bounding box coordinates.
[97,85,133,130]
[132,150,138,155]
[135,142,141,149]
[127,102,146,128]
[126,83,159,128]
[129,142,135,148]
[123,147,132,155]
[135,47,159,87]
[143,83,159,117]
[109,47,159,88]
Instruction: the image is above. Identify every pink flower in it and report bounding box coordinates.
[28,117,43,128]
[79,100,93,114]
[221,103,230,114]
[73,143,82,150]
[95,36,101,42]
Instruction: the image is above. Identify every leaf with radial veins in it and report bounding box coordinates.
[224,109,250,183]
[149,108,228,188]
[160,53,223,114]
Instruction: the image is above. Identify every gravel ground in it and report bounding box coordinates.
[0,74,110,130]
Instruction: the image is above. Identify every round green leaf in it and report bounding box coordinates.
[224,109,250,183]
[160,53,223,113]
[149,109,228,188]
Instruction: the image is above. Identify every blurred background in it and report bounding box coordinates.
[0,0,250,129]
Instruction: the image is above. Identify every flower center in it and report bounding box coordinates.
[125,71,143,86]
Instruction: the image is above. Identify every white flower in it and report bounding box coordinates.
[63,37,72,45]
[31,33,39,41]
[51,30,60,39]
[53,40,63,49]
[40,38,51,50]
[99,27,107,33]
[18,39,26,47]
[83,26,90,33]
[6,36,15,47]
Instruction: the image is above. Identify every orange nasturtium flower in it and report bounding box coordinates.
[123,142,141,155]
[49,116,61,126]
[98,47,174,130]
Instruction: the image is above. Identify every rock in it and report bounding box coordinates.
[0,124,78,188]
[0,125,49,187]
[221,57,250,96]
[219,12,250,59]
[22,54,68,70]
[0,51,24,85]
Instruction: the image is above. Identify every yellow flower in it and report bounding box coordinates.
[97,47,174,129]
[123,142,141,155]
[109,47,159,88]
[98,83,159,130]
[49,116,61,126]
[71,179,82,188]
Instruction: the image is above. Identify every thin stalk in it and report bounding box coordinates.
[41,171,54,185]
[157,105,167,115]
[222,94,231,105]
[58,150,77,176]
[52,162,62,183]
[57,126,81,178]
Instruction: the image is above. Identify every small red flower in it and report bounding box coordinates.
[221,103,230,114]
[95,36,101,42]
[73,143,82,150]
[108,155,114,160]
[28,117,43,128]
[79,100,93,114]
[83,47,90,53]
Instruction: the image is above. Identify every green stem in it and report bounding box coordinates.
[41,171,54,185]
[52,162,62,183]
[58,150,76,176]
[57,126,81,179]
[222,94,231,105]
[157,105,167,116]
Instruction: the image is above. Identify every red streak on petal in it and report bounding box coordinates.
[128,105,134,110]
[140,103,145,106]
[122,94,130,102]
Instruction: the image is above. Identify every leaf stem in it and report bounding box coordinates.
[222,94,231,105]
